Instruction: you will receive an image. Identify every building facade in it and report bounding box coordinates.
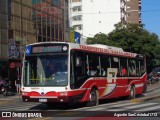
[126,0,141,24]
[0,0,69,90]
[69,0,141,43]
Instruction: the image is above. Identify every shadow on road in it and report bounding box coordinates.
[28,83,160,111]
[28,96,137,111]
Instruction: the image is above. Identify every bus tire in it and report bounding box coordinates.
[129,85,136,99]
[86,88,99,107]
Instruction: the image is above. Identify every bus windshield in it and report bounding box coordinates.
[23,54,68,86]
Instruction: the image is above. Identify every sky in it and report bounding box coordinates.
[142,0,160,38]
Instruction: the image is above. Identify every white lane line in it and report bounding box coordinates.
[85,103,136,111]
[108,103,159,112]
[86,107,106,111]
[72,101,132,111]
[124,103,158,109]
[136,105,160,112]
[110,102,136,107]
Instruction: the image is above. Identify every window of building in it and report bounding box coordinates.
[73,24,82,30]
[127,5,130,9]
[72,6,82,12]
[72,0,82,3]
[72,15,82,21]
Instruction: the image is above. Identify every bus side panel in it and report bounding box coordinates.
[79,78,129,102]
[79,75,147,103]
[79,78,108,102]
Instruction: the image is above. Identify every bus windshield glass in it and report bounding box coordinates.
[23,54,68,86]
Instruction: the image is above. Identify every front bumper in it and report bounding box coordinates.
[22,95,73,103]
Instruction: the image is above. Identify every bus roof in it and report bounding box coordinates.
[26,42,143,58]
[88,44,124,52]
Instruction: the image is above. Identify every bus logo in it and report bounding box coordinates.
[25,46,32,55]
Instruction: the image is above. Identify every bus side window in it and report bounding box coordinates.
[128,59,136,76]
[136,60,140,76]
[88,54,100,76]
[101,67,106,76]
[120,57,127,77]
[100,55,110,77]
[140,60,145,76]
[70,50,89,89]
[111,56,120,77]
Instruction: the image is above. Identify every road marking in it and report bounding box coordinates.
[71,100,130,111]
[130,99,141,103]
[0,100,15,105]
[87,107,106,111]
[107,103,158,111]
[85,102,136,111]
[0,103,41,111]
[124,103,158,109]
[136,105,160,112]
[109,102,136,107]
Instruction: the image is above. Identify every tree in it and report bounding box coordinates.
[86,22,160,72]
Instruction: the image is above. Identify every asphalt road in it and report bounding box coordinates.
[0,82,160,120]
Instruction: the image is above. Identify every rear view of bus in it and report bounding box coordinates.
[21,42,70,105]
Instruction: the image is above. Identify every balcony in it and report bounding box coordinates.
[71,20,83,26]
[71,2,82,7]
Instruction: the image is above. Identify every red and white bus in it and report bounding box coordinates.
[21,42,147,106]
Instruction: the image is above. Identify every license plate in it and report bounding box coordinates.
[39,99,47,102]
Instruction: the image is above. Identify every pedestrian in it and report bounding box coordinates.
[15,74,21,94]
[121,66,127,76]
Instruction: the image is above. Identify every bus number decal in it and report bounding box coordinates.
[107,68,118,83]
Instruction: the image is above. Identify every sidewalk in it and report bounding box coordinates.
[0,93,22,101]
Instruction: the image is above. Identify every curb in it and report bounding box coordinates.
[0,95,21,101]
[141,94,160,102]
[129,83,160,103]
[130,94,160,103]
[147,82,160,92]
[130,95,160,103]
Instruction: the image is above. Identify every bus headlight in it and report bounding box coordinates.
[22,92,28,96]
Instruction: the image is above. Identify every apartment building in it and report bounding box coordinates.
[126,0,142,24]
[69,0,141,43]
[0,0,69,89]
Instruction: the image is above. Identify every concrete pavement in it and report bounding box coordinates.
[0,93,22,101]
[138,82,160,102]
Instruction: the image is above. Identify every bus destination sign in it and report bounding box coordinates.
[32,46,62,53]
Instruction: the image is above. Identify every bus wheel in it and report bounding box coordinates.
[87,88,99,107]
[129,85,136,99]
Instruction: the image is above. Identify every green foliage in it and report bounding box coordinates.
[86,22,160,72]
